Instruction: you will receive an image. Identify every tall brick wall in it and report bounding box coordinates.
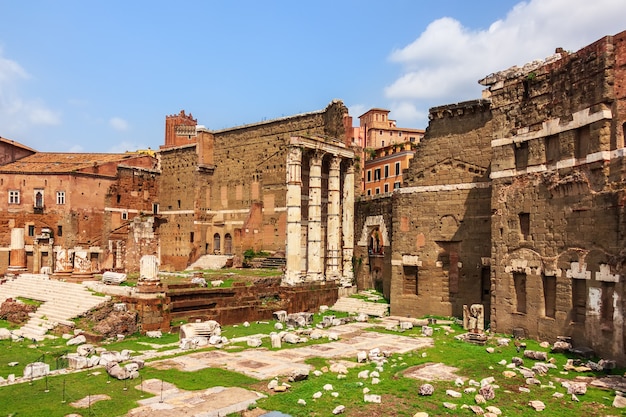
[389,100,493,319]
[158,145,205,270]
[488,33,626,362]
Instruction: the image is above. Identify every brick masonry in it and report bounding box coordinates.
[367,31,626,364]
[157,100,353,271]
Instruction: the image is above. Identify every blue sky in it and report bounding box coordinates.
[1,0,626,153]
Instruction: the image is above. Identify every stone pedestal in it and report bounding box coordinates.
[463,304,485,332]
[71,250,94,281]
[7,228,27,274]
[140,255,159,280]
[53,248,74,280]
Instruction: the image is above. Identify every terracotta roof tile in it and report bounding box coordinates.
[0,152,141,174]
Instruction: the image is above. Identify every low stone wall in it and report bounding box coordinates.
[115,278,339,331]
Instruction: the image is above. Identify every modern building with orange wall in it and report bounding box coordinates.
[357,108,424,195]
[363,142,417,196]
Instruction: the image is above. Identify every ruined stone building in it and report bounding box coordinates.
[0,151,159,277]
[486,33,626,361]
[157,100,357,285]
[355,99,493,318]
[355,31,626,363]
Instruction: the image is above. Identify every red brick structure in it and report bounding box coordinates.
[0,152,159,275]
[157,100,357,280]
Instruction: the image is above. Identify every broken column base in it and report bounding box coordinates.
[137,280,164,293]
[463,332,488,345]
[68,273,95,283]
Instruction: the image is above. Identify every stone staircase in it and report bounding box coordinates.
[0,274,110,340]
[331,294,389,317]
[259,257,286,269]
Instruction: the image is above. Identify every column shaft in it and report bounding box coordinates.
[284,147,303,284]
[325,156,341,280]
[307,151,323,281]
[342,162,355,285]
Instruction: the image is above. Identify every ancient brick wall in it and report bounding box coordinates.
[158,145,203,270]
[488,33,626,363]
[156,100,349,271]
[209,101,348,256]
[165,278,338,327]
[390,100,493,319]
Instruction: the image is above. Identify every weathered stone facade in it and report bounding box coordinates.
[353,197,394,298]
[367,31,626,364]
[158,100,358,285]
[486,33,626,361]
[370,99,494,319]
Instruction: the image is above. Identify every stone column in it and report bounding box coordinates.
[341,161,355,286]
[71,249,94,281]
[307,151,324,281]
[7,228,27,274]
[54,248,74,278]
[325,155,342,280]
[140,254,160,280]
[32,239,40,275]
[284,146,303,284]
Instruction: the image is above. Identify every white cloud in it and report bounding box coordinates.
[348,104,367,120]
[389,102,427,124]
[0,54,28,84]
[109,117,129,131]
[0,48,61,135]
[385,0,626,127]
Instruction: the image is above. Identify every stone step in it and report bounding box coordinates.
[0,274,109,339]
[331,296,389,317]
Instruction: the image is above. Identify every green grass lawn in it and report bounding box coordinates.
[0,315,624,417]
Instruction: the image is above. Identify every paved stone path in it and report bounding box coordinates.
[127,380,264,417]
[148,320,434,380]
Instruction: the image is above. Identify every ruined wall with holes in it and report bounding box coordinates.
[102,167,160,272]
[488,32,626,363]
[204,100,348,258]
[157,144,204,270]
[388,100,494,319]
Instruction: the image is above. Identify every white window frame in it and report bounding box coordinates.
[8,190,20,204]
[395,162,401,176]
[56,191,66,205]
[121,211,128,220]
